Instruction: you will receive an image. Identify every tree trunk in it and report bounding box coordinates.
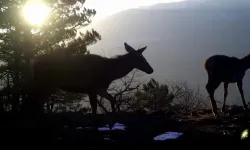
[12,70,20,113]
[19,25,34,113]
[11,26,21,113]
[0,96,4,113]
[7,73,11,103]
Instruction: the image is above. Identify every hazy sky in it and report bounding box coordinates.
[85,0,185,19]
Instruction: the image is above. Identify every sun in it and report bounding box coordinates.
[23,1,50,25]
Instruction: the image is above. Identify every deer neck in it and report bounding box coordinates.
[108,54,134,80]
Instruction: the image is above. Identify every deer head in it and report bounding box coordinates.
[124,42,153,74]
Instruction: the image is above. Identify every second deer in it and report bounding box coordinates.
[204,54,249,116]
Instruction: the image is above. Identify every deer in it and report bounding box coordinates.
[204,54,249,117]
[20,42,154,119]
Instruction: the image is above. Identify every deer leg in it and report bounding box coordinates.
[236,81,248,110]
[98,90,117,130]
[221,82,228,113]
[206,78,221,116]
[88,93,100,129]
[88,93,97,116]
[98,90,116,113]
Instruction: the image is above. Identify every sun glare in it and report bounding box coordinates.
[23,1,50,25]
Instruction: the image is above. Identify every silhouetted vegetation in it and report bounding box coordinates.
[98,69,208,116]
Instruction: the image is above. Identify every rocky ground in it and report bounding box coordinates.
[0,108,249,149]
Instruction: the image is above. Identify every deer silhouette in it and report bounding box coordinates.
[20,42,154,116]
[204,54,249,116]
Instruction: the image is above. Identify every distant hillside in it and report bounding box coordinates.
[87,0,250,105]
[147,0,250,10]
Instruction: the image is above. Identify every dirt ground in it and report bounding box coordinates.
[0,108,249,149]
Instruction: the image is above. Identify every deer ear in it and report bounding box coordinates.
[124,42,135,53]
[137,46,147,54]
